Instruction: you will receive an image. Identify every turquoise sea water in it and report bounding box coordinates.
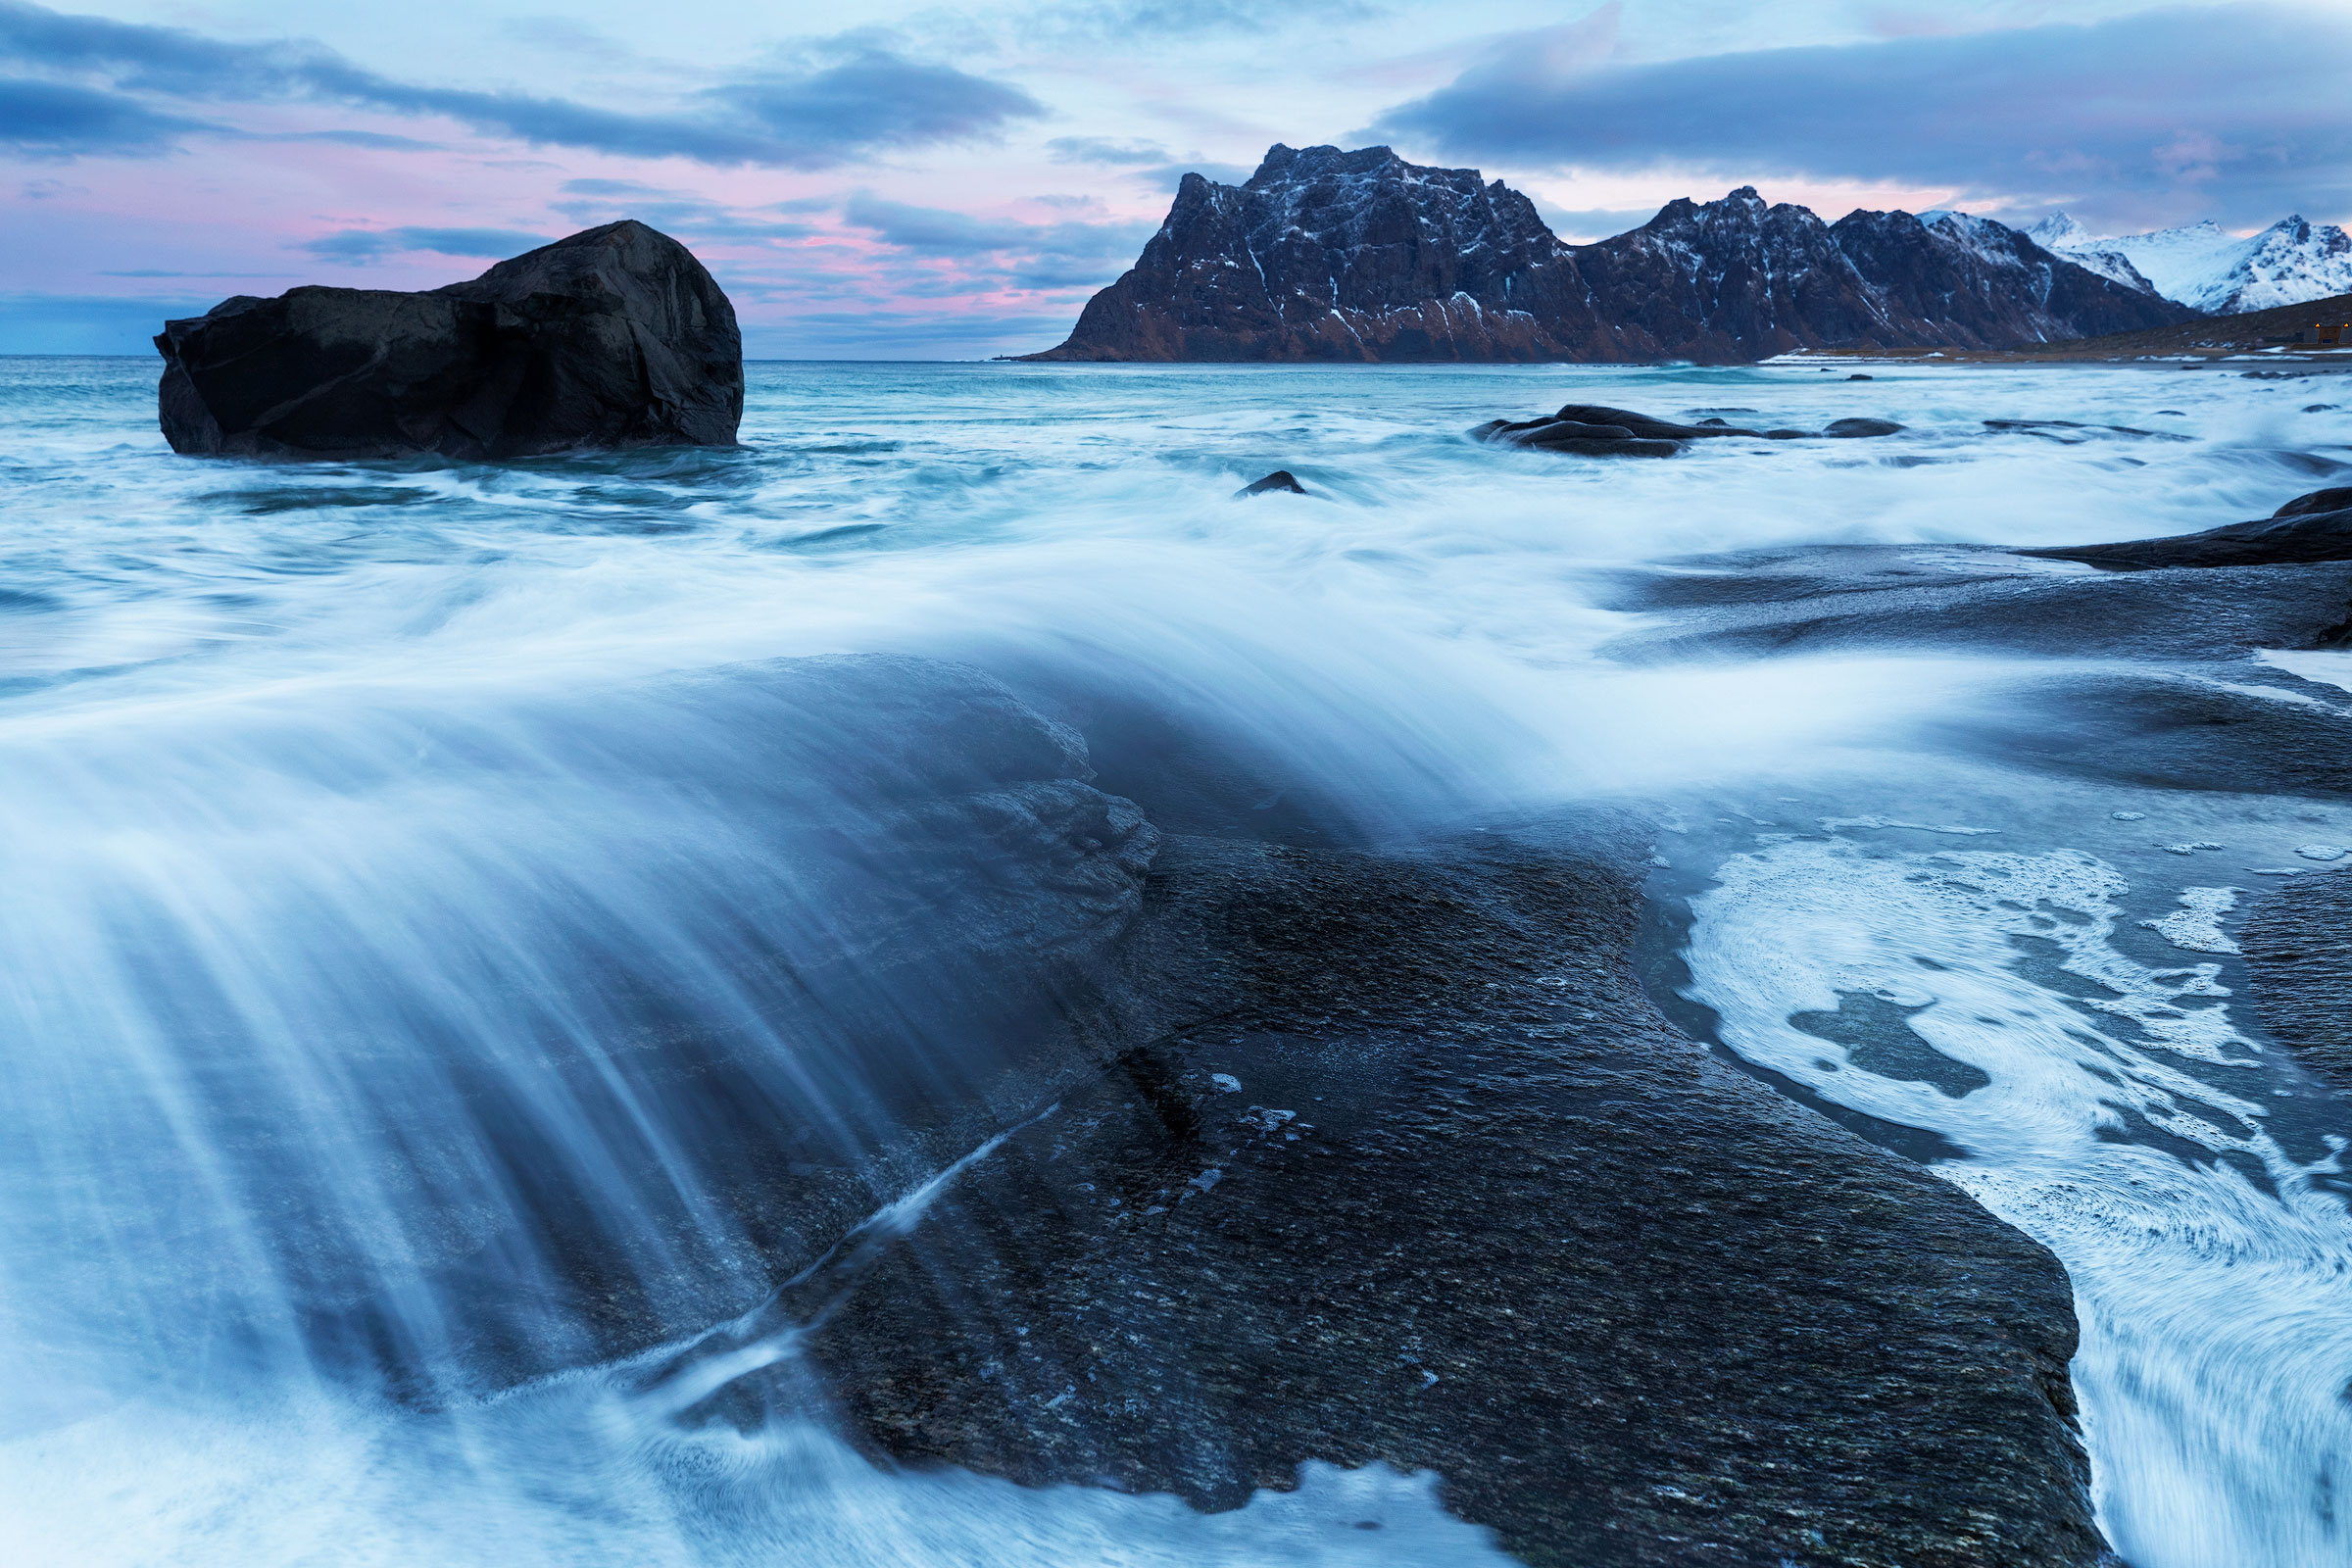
[2,356,2350,1565]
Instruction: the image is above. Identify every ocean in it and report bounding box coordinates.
[2,354,2349,1565]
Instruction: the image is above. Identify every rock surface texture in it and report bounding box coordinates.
[1026,145,2189,363]
[749,820,2114,1567]
[156,220,741,459]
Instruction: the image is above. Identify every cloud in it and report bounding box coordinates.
[841,193,1152,288]
[549,179,820,241]
[1135,159,1252,189]
[1047,135,1171,165]
[303,225,553,263]
[0,2,1045,169]
[1540,205,1661,242]
[1032,0,1376,41]
[713,49,1043,158]
[0,74,206,153]
[1046,134,1250,191]
[1373,4,2352,228]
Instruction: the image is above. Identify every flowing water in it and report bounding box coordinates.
[1,354,2349,1565]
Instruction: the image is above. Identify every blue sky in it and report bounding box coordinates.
[5,0,2348,356]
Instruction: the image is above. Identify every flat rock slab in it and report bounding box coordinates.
[738,824,2111,1568]
[156,220,742,460]
[2022,487,2352,570]
[1598,544,2352,664]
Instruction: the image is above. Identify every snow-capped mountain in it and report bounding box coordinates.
[2028,213,2352,313]
[1028,144,2185,362]
[2020,216,2157,295]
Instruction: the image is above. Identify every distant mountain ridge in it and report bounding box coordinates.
[1025,144,2189,363]
[2026,213,2352,314]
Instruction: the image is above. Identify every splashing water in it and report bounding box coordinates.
[1685,829,2352,1568]
[0,354,2347,1561]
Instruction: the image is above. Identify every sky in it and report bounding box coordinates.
[4,0,2349,357]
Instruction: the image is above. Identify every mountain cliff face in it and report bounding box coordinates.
[1027,145,2191,363]
[1035,144,1601,361]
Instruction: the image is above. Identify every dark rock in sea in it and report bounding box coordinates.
[1601,539,2352,666]
[1475,403,1906,451]
[155,220,742,460]
[2242,870,2352,1092]
[1594,536,2352,798]
[1024,144,2191,364]
[2020,487,2352,570]
[1552,403,1763,438]
[1848,372,1875,379]
[2279,486,2352,517]
[1234,469,1307,498]
[774,817,2115,1568]
[1471,415,1684,458]
[2308,404,2341,413]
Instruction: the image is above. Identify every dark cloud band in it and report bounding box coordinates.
[1375,4,2352,229]
[0,1,1044,167]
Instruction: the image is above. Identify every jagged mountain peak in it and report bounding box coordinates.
[2024,212,2100,250]
[1248,142,1418,185]
[1026,143,2189,362]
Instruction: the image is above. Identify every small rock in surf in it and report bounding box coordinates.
[1235,470,1309,498]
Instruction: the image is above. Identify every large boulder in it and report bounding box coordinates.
[154,220,742,460]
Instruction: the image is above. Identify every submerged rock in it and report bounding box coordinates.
[1825,416,1905,438]
[155,220,742,460]
[1234,469,1308,498]
[2021,487,2352,569]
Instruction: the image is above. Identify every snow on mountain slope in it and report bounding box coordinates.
[2222,218,2352,312]
[2031,212,2352,313]
[2021,216,2155,295]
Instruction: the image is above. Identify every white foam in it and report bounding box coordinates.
[2258,650,2352,695]
[0,1382,1502,1568]
[2140,886,2242,954]
[1686,838,2352,1567]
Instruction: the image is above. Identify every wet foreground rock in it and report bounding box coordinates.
[155,220,741,460]
[686,813,2114,1566]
